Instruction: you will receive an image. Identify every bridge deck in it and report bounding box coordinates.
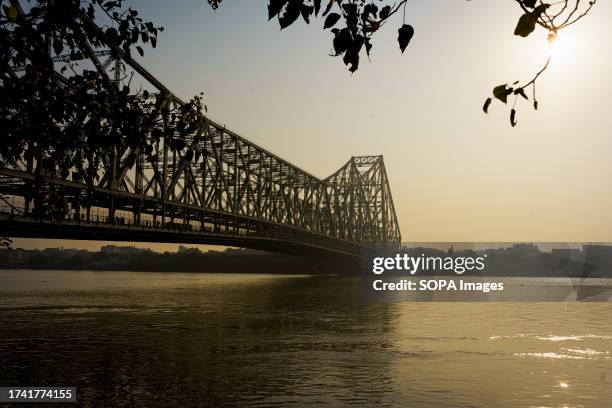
[0,213,360,259]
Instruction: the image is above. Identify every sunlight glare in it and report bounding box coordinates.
[546,30,577,65]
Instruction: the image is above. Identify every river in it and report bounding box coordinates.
[1,270,611,407]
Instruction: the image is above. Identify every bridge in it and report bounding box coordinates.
[0,13,401,259]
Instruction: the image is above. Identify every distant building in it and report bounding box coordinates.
[581,245,612,276]
[510,243,539,257]
[42,247,64,256]
[583,245,612,256]
[100,245,152,255]
[222,248,268,256]
[551,248,584,261]
[178,245,201,254]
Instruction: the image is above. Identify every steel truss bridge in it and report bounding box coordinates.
[0,12,401,259]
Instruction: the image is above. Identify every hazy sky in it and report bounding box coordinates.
[14,0,612,250]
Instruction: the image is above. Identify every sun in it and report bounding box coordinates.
[546,30,576,63]
[548,32,562,56]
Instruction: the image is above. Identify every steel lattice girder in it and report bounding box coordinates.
[0,10,401,255]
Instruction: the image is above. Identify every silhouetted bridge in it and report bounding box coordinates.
[0,22,400,259]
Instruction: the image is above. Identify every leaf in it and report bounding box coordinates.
[534,4,551,14]
[105,27,118,44]
[342,3,358,29]
[514,12,538,37]
[333,28,352,55]
[362,4,378,20]
[343,44,360,73]
[279,0,301,29]
[483,98,492,114]
[301,4,313,23]
[510,109,517,127]
[335,34,364,73]
[514,88,528,100]
[268,0,288,20]
[185,149,194,162]
[380,5,391,20]
[322,0,333,17]
[208,0,222,9]
[324,13,341,29]
[364,38,372,57]
[175,138,186,151]
[314,0,321,16]
[523,0,537,8]
[514,4,549,37]
[136,46,144,57]
[493,84,509,104]
[397,24,414,54]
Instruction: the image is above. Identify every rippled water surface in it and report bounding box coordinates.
[1,270,611,407]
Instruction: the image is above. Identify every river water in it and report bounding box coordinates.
[0,270,611,407]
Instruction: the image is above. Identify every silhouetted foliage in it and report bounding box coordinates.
[209,0,415,73]
[483,0,597,126]
[1,0,206,227]
[209,1,595,126]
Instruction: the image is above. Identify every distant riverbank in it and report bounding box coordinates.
[4,245,612,278]
[0,246,350,275]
